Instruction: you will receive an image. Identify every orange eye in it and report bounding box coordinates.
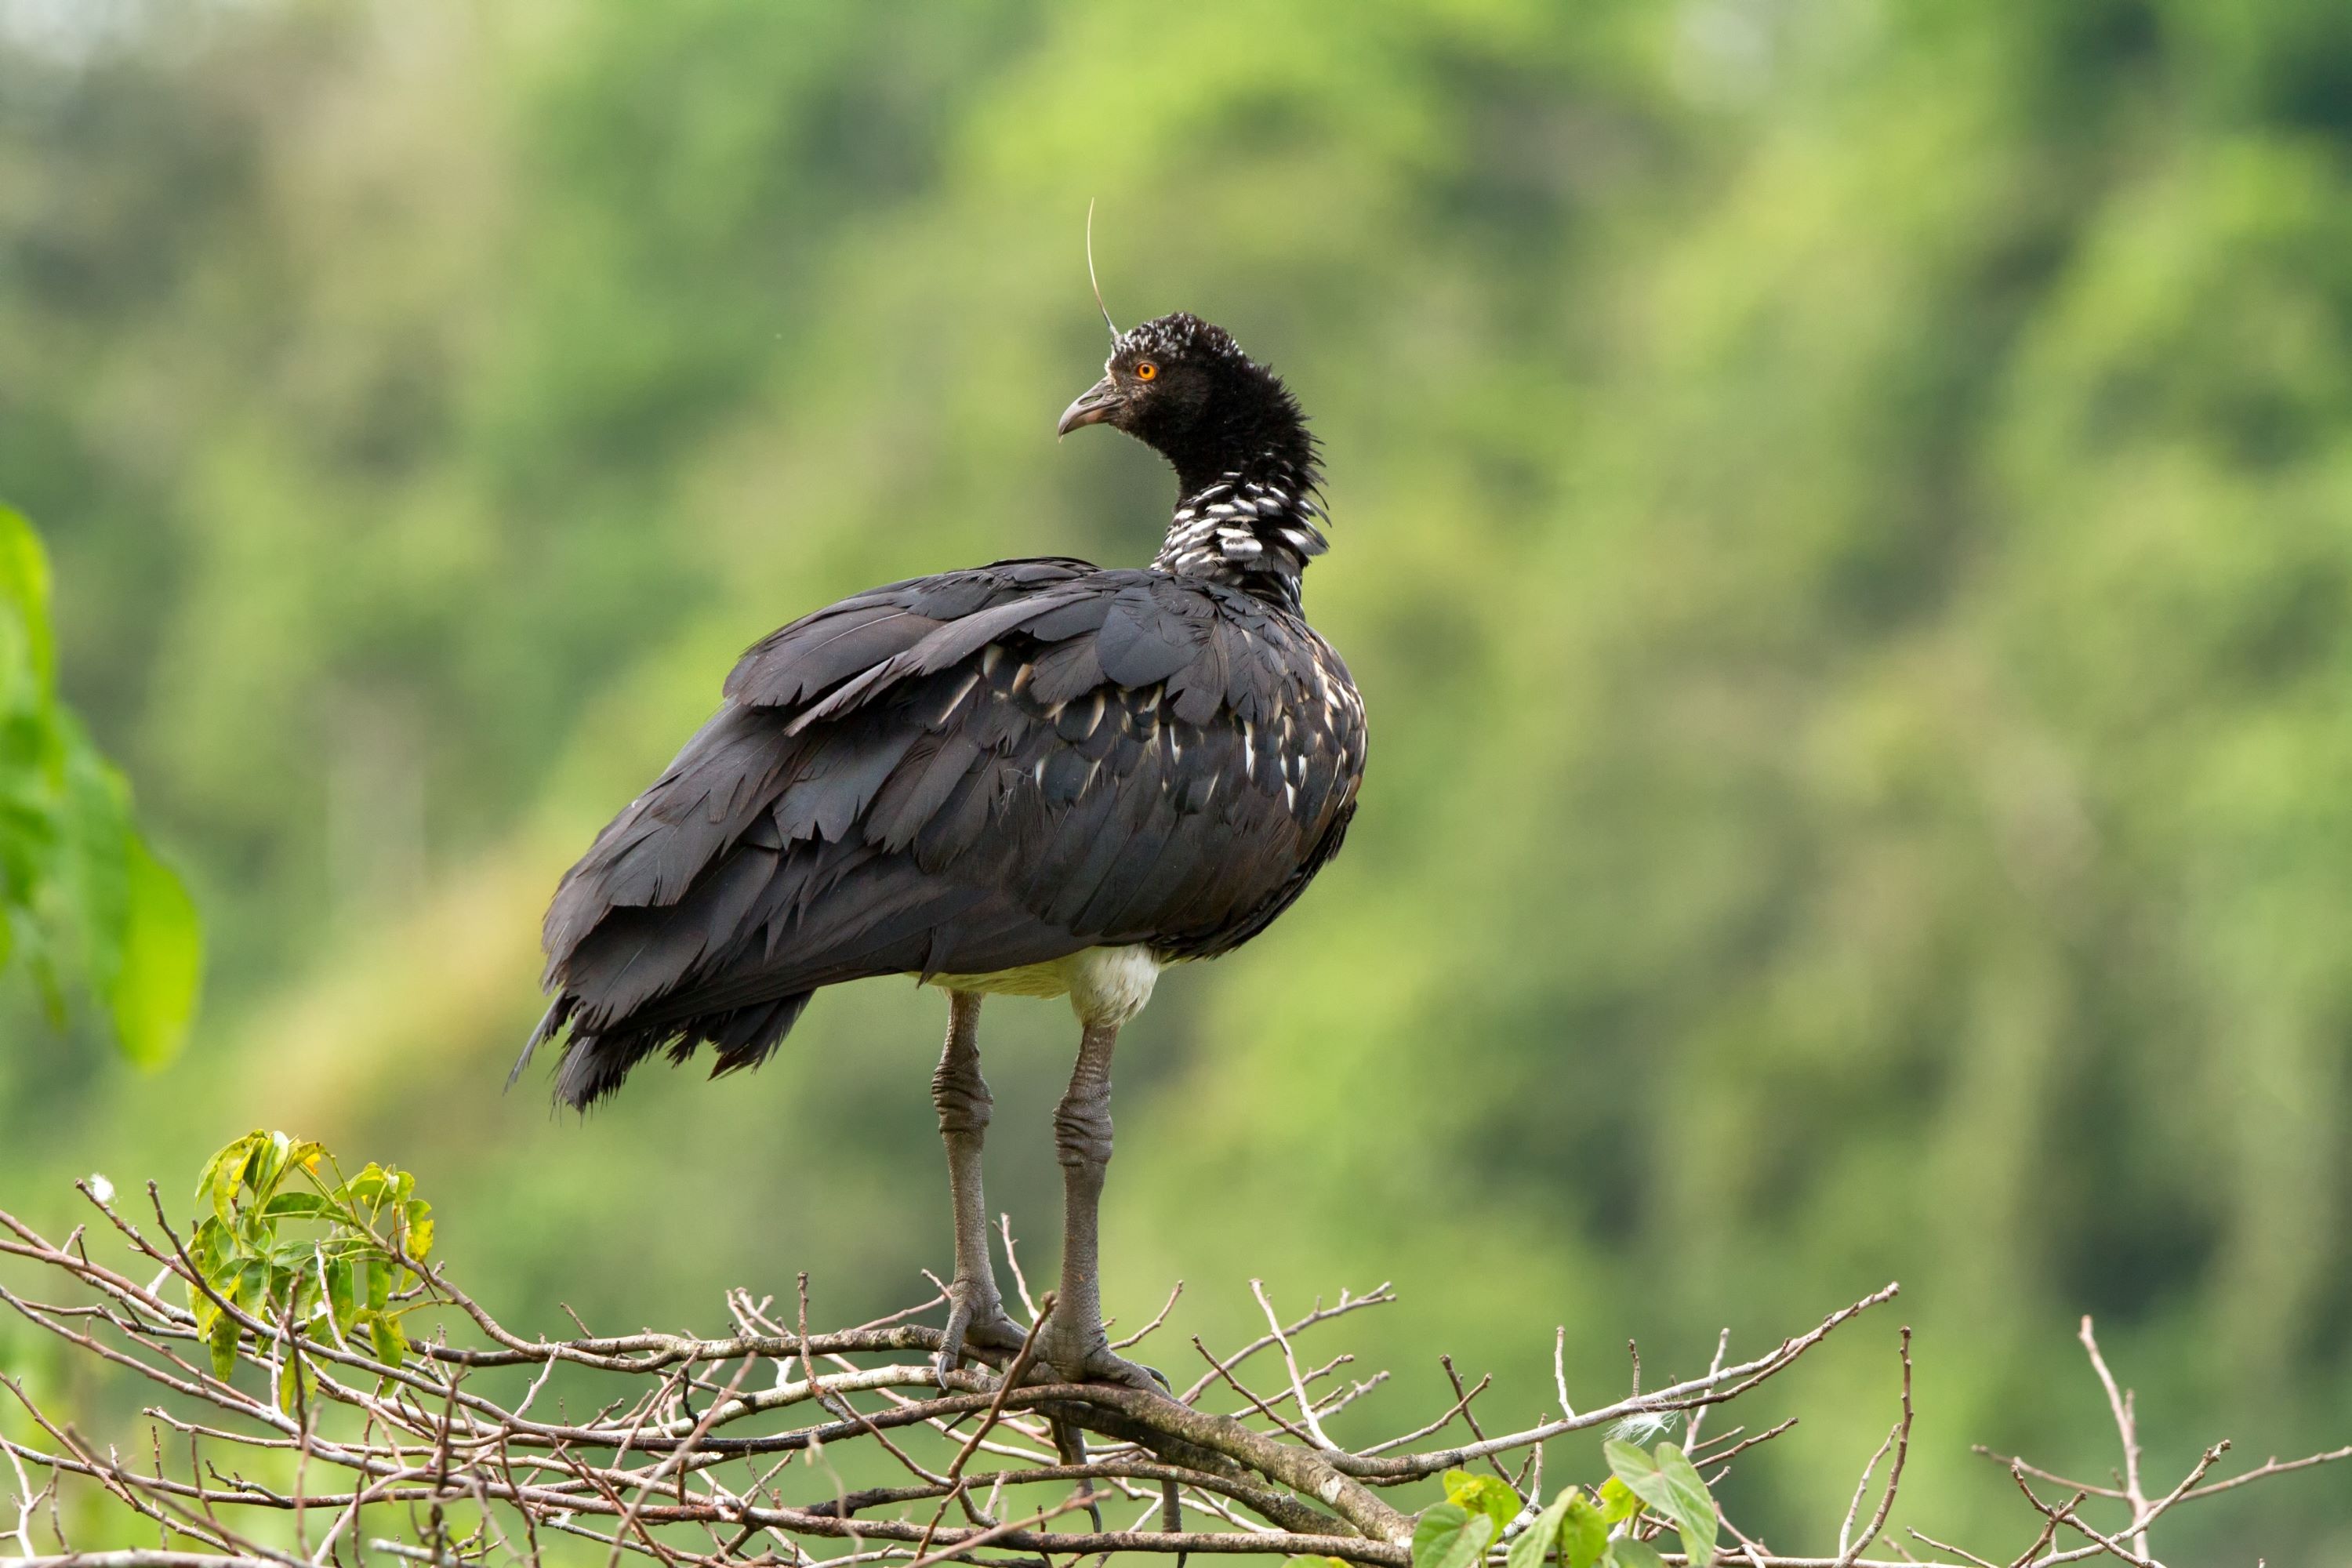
[1134,361,1158,381]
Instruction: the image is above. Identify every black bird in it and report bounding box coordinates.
[521,311,1367,1388]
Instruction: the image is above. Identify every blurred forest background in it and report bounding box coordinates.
[5,0,2352,1558]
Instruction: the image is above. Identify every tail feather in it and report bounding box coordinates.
[539,989,815,1111]
[506,997,569,1092]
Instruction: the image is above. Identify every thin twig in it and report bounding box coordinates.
[1683,1330,1732,1453]
[1697,1418,1797,1477]
[2074,1319,2147,1561]
[902,1492,1108,1568]
[1835,1328,1912,1567]
[997,1218,1040,1323]
[1188,1340,1319,1446]
[1247,1283,1338,1452]
[2009,1467,2154,1568]
[1903,1528,1999,1568]
[1174,1287,1396,1406]
[1111,1284,1184,1352]
[2177,1442,2350,1503]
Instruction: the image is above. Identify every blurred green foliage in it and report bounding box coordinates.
[2,0,2350,1557]
[0,504,200,1064]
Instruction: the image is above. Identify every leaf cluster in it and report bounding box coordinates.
[1354,1441,1718,1568]
[184,1129,436,1408]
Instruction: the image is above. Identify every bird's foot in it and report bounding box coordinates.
[935,1283,1027,1384]
[1039,1312,1171,1394]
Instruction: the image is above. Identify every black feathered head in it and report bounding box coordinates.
[1058,312,1316,500]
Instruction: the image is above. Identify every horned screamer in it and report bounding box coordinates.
[521,310,1367,1389]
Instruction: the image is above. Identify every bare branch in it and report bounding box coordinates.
[0,1172,2338,1568]
[2177,1442,2350,1503]
[1332,1283,1903,1481]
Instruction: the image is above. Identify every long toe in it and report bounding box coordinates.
[964,1308,1029,1352]
[1049,1340,1170,1393]
[936,1290,1029,1383]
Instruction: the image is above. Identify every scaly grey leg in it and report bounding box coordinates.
[932,991,1025,1381]
[1040,1019,1165,1390]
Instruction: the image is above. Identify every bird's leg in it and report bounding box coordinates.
[932,991,1025,1381]
[1040,1020,1167,1391]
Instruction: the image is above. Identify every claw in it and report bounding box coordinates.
[935,1297,976,1385]
[1089,1350,1171,1393]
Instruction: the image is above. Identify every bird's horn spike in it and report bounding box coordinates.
[1086,198,1118,341]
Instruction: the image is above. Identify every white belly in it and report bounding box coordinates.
[924,945,1163,1029]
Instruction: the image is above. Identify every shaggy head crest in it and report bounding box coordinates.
[1110,312,1248,370]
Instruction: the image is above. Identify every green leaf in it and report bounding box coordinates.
[325,1255,356,1336]
[1605,1542,1666,1568]
[1444,1470,1522,1537]
[368,1310,409,1368]
[261,1192,332,1219]
[342,1164,392,1216]
[207,1312,238,1381]
[1499,1489,1612,1568]
[207,1134,267,1221]
[269,1237,322,1271]
[1414,1502,1468,1568]
[191,1214,229,1276]
[1601,1443,1716,1568]
[365,1254,390,1312]
[288,1272,318,1327]
[1504,1491,1575,1568]
[1559,1494,1610,1568]
[1287,1559,1352,1568]
[243,1258,281,1320]
[0,506,56,692]
[249,1132,292,1203]
[1412,1503,1496,1568]
[1595,1477,1640,1526]
[272,1345,319,1415]
[196,1135,257,1216]
[402,1203,434,1261]
[56,737,131,969]
[98,832,201,1065]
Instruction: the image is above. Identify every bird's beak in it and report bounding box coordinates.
[1056,376,1120,437]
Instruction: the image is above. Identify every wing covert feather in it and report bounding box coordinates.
[536,557,1365,1105]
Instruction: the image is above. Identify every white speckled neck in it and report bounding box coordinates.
[1154,463,1327,606]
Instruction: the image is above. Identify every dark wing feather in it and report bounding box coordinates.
[531,558,1367,1108]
